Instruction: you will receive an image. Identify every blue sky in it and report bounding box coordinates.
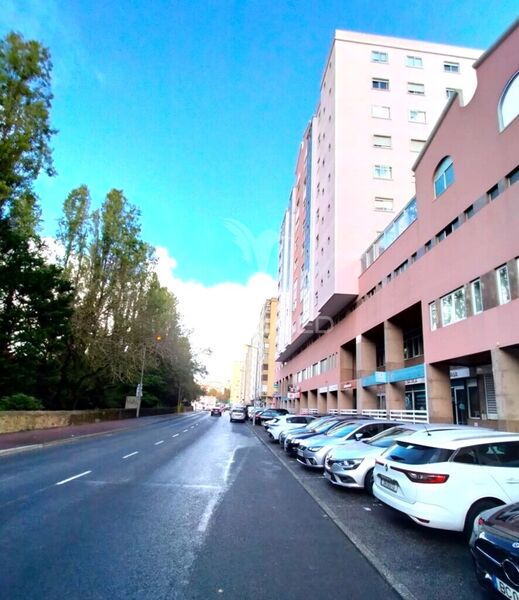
[2,0,518,287]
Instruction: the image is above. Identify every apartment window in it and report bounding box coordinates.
[444,61,460,73]
[374,197,394,212]
[487,184,499,201]
[446,87,460,99]
[406,55,423,68]
[499,72,519,130]
[429,302,438,331]
[410,139,426,153]
[434,156,455,197]
[404,329,423,359]
[371,50,388,63]
[372,78,389,90]
[373,134,392,148]
[441,287,466,326]
[372,105,391,119]
[408,82,425,95]
[507,165,519,186]
[471,279,483,314]
[496,265,511,305]
[374,165,392,179]
[409,109,426,123]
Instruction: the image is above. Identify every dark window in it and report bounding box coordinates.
[507,165,519,186]
[487,184,499,200]
[474,442,519,467]
[387,441,453,464]
[465,205,475,220]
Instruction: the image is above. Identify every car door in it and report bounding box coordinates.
[474,441,519,501]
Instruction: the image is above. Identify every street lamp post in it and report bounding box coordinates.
[136,345,146,418]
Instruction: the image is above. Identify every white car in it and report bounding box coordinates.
[265,415,315,442]
[324,424,492,494]
[229,406,247,423]
[373,429,519,537]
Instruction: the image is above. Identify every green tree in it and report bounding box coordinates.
[0,32,55,216]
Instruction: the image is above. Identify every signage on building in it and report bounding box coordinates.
[450,368,470,379]
[318,386,328,394]
[287,392,300,399]
[343,380,356,389]
[406,378,425,385]
[328,384,338,393]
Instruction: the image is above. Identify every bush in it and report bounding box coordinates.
[0,393,44,411]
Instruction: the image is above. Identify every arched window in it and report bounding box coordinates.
[499,71,519,131]
[434,157,454,197]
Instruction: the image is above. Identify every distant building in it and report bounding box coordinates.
[229,361,244,404]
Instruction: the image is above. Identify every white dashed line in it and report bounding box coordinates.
[154,440,164,445]
[123,451,139,459]
[183,429,188,432]
[56,471,91,486]
[190,426,195,429]
[172,433,179,438]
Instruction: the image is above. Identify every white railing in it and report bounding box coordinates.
[389,409,429,423]
[328,409,339,415]
[361,409,388,420]
[339,409,358,416]
[308,408,319,415]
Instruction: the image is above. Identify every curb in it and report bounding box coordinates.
[249,424,418,600]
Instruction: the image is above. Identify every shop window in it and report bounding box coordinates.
[468,379,481,419]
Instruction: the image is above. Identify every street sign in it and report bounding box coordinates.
[125,396,141,410]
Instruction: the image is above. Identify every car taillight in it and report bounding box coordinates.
[477,516,486,526]
[392,466,449,484]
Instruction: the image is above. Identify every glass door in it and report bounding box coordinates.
[452,386,468,424]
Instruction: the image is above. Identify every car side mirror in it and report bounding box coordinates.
[355,433,364,441]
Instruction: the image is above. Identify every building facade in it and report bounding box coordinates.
[229,361,244,405]
[276,21,519,430]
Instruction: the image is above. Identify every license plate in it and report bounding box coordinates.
[297,449,304,457]
[378,475,398,493]
[494,576,519,600]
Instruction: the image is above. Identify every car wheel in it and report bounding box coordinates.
[464,499,503,540]
[364,468,375,495]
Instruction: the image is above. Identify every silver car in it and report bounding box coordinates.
[324,423,494,493]
[297,419,398,469]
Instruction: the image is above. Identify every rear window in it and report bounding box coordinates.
[326,424,359,438]
[386,441,453,465]
[370,427,414,449]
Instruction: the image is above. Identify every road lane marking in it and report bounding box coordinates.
[190,426,195,429]
[183,429,188,432]
[197,495,220,533]
[154,440,164,445]
[172,433,179,438]
[123,452,139,459]
[56,471,91,486]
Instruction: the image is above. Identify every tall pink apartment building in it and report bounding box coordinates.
[276,21,519,430]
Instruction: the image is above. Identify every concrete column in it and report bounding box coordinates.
[338,388,355,411]
[356,335,378,411]
[384,320,406,413]
[426,363,452,423]
[491,347,519,432]
[318,392,327,415]
[300,392,308,411]
[308,389,317,411]
[327,391,338,413]
[340,346,355,382]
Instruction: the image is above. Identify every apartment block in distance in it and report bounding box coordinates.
[276,20,519,430]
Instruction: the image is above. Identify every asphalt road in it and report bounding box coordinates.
[0,413,399,600]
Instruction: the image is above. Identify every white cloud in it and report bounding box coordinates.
[154,246,276,387]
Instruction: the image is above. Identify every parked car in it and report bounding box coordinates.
[255,408,289,425]
[266,415,316,442]
[373,429,519,537]
[284,417,353,455]
[247,406,261,420]
[229,406,247,423]
[324,423,490,494]
[297,419,398,470]
[279,416,332,448]
[210,407,222,416]
[470,501,519,598]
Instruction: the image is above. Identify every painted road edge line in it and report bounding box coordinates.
[154,440,164,445]
[123,451,139,459]
[172,433,179,438]
[56,470,92,486]
[183,429,188,432]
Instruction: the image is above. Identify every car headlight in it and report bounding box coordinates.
[340,458,364,470]
[308,446,323,452]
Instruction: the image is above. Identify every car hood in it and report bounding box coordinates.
[486,502,519,536]
[327,441,384,460]
[289,430,322,441]
[300,433,339,449]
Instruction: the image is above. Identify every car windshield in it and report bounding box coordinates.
[312,419,343,433]
[386,441,453,464]
[326,423,359,438]
[368,427,414,448]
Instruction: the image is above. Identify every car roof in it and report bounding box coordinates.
[394,428,519,449]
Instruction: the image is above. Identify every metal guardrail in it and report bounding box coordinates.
[300,407,429,422]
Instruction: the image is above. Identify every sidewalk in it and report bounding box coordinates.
[0,414,182,453]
